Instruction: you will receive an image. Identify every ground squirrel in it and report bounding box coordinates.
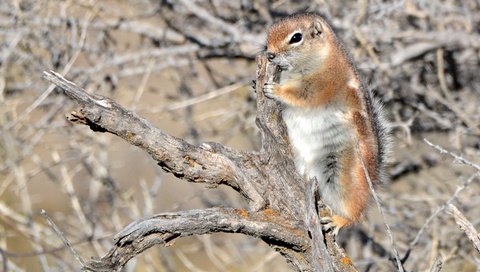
[263,13,389,234]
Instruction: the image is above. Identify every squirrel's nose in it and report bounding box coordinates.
[266,52,276,61]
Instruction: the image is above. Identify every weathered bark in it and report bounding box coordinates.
[43,55,357,272]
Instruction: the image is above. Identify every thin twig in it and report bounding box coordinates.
[0,247,7,272]
[40,209,86,267]
[359,149,405,272]
[447,204,480,254]
[404,173,480,262]
[424,139,480,171]
[143,82,247,113]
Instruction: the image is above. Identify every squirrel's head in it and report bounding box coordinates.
[266,13,334,71]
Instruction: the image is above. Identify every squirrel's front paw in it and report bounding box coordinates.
[263,81,280,100]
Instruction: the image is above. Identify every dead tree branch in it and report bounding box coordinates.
[43,55,356,271]
[43,70,265,210]
[84,208,309,272]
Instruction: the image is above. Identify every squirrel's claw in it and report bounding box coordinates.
[319,204,339,238]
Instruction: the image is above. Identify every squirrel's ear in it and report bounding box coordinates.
[312,19,323,37]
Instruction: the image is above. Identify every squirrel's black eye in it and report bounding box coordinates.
[289,32,302,44]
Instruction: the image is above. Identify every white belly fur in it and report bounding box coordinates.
[282,104,354,216]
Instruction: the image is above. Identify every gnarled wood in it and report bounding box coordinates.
[43,55,356,272]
